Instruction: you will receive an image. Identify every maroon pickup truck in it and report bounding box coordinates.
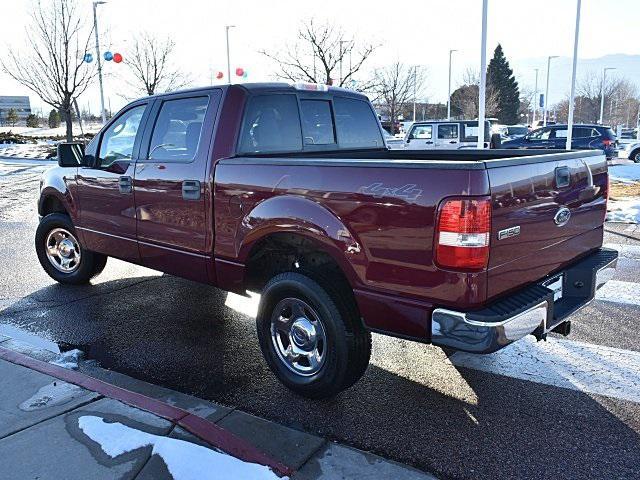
[37,83,618,398]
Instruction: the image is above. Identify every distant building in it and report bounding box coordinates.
[0,96,32,125]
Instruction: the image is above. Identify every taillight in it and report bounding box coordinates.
[435,197,491,270]
[602,139,613,147]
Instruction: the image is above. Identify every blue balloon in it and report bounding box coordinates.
[104,51,113,61]
[83,53,93,63]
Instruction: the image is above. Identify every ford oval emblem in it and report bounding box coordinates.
[554,207,571,226]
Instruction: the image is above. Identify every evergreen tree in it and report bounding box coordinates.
[487,44,520,124]
[48,109,61,128]
[26,114,40,128]
[6,108,19,127]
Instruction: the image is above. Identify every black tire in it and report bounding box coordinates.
[631,149,640,163]
[256,272,371,399]
[35,213,108,285]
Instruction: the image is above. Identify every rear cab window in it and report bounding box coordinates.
[333,97,383,149]
[237,92,383,155]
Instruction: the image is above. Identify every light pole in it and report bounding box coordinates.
[599,67,616,124]
[339,40,350,86]
[412,66,419,122]
[543,55,558,127]
[447,49,457,120]
[477,0,488,149]
[566,0,581,150]
[92,1,107,124]
[532,68,539,126]
[225,25,235,82]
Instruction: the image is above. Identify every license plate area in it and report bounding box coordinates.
[543,274,564,302]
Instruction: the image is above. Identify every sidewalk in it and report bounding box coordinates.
[0,333,436,480]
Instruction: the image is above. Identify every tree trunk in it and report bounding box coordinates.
[64,105,73,142]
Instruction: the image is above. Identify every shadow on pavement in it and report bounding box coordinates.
[2,274,639,480]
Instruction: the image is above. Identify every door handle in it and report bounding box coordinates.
[425,141,434,144]
[449,141,458,144]
[119,175,132,194]
[182,180,201,200]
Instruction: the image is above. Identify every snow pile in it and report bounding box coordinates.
[609,164,640,184]
[78,416,284,480]
[50,349,84,370]
[607,197,640,223]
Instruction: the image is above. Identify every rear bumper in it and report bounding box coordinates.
[431,248,618,353]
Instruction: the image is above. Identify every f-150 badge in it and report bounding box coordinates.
[498,225,521,240]
[359,183,422,201]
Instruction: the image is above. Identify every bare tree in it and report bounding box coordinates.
[449,68,499,120]
[552,71,639,126]
[371,63,426,131]
[260,19,378,89]
[1,0,95,141]
[123,32,191,96]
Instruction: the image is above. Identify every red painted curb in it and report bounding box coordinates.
[0,346,292,477]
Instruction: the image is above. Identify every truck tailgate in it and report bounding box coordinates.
[485,151,608,300]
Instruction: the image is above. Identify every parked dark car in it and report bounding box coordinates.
[502,124,617,159]
[38,83,617,398]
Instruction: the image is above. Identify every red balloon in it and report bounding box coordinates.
[216,71,224,79]
[235,67,244,77]
[113,53,123,63]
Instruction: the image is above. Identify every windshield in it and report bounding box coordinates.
[507,126,528,136]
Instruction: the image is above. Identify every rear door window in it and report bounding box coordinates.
[333,97,383,148]
[438,124,459,140]
[148,97,209,162]
[238,94,302,154]
[300,100,335,145]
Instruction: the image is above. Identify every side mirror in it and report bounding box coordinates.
[57,143,85,167]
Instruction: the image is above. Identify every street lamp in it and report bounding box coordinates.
[225,25,236,82]
[566,0,582,150]
[413,65,418,122]
[477,0,488,149]
[532,68,539,126]
[542,55,558,127]
[92,1,107,124]
[339,39,351,86]
[447,49,457,121]
[599,67,616,124]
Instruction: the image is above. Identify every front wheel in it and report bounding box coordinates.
[35,213,107,285]
[256,272,371,399]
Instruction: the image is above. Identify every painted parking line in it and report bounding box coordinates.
[596,280,640,306]
[449,336,640,403]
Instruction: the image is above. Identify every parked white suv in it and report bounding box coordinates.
[404,120,491,150]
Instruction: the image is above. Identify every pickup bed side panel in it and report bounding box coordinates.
[214,160,490,338]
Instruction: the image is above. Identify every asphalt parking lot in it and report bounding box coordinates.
[1,159,639,480]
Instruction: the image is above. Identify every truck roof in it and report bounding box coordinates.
[143,82,369,101]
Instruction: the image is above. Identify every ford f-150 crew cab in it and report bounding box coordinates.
[37,82,618,398]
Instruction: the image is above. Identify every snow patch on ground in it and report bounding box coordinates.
[606,197,640,223]
[50,349,84,370]
[78,416,283,480]
[609,164,640,184]
[19,382,86,411]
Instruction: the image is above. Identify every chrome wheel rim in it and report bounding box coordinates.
[270,297,327,376]
[45,228,81,273]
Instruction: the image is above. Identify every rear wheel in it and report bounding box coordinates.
[35,213,107,284]
[256,272,371,399]
[630,149,640,163]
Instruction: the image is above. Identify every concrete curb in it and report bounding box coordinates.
[0,345,293,477]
